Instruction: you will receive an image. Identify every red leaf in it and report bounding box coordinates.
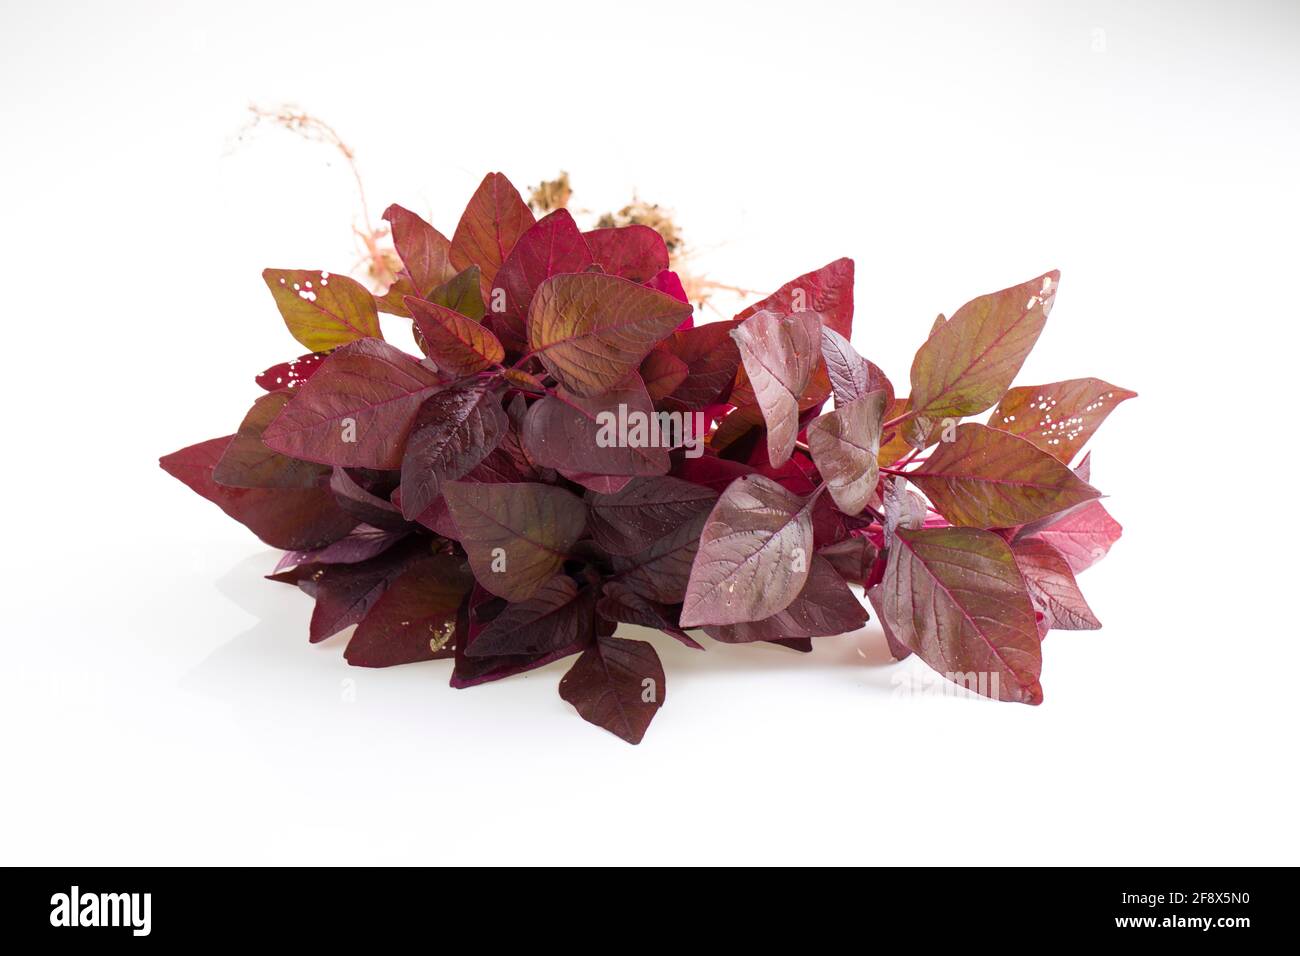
[405,296,505,377]
[583,225,670,282]
[735,257,855,339]
[639,349,690,401]
[660,320,740,409]
[213,391,331,489]
[382,204,455,297]
[490,209,593,348]
[449,172,535,298]
[990,377,1137,463]
[1019,499,1122,575]
[161,437,356,551]
[255,352,327,392]
[522,376,669,477]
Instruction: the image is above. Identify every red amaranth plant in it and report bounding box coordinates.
[162,171,1134,743]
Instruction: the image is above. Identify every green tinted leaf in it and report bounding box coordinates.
[263,269,382,351]
[910,271,1058,419]
[442,481,587,602]
[213,391,330,489]
[427,266,485,321]
[527,273,693,397]
[907,423,1100,528]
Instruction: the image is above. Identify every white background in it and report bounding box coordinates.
[2,0,1297,865]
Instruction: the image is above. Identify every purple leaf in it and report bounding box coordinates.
[818,536,879,585]
[881,527,1042,704]
[344,553,472,666]
[559,636,665,744]
[329,467,409,531]
[820,327,894,409]
[609,506,711,604]
[730,310,823,466]
[1011,537,1101,631]
[806,389,888,516]
[596,580,702,649]
[703,555,867,642]
[679,474,814,626]
[275,524,410,572]
[279,540,427,643]
[865,585,912,661]
[522,376,669,477]
[450,585,590,688]
[465,575,596,658]
[399,384,508,519]
[882,475,927,547]
[560,471,633,494]
[587,476,719,556]
[261,338,443,469]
